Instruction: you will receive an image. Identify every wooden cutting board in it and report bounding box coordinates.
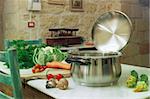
[0,61,71,81]
[21,68,71,81]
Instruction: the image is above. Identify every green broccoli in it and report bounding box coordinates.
[134,81,148,92]
[140,74,149,85]
[131,70,138,79]
[126,75,137,88]
[126,70,149,92]
[126,70,138,88]
[134,74,149,92]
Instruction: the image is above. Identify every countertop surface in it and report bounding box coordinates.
[27,64,150,99]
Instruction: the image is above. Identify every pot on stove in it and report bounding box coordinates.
[66,11,132,86]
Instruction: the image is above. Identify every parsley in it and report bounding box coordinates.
[6,40,45,69]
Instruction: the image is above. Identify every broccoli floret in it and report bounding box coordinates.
[134,81,148,92]
[126,70,138,88]
[140,74,149,85]
[131,70,138,79]
[133,74,149,92]
[126,75,137,88]
[126,70,149,92]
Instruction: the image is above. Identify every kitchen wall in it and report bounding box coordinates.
[120,0,149,67]
[1,0,149,67]
[0,0,4,50]
[2,0,121,40]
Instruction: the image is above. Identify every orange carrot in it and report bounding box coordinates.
[46,61,71,70]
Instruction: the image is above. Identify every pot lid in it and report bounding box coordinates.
[92,11,132,53]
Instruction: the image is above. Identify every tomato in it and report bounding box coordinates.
[32,69,35,73]
[47,74,54,80]
[39,68,45,72]
[56,74,63,81]
[43,66,47,69]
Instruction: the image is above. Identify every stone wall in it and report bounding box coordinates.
[1,0,149,67]
[0,0,4,50]
[2,0,121,41]
[120,0,149,67]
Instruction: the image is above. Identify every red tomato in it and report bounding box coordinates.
[43,66,47,69]
[32,69,35,73]
[39,68,44,72]
[47,74,54,80]
[56,74,63,80]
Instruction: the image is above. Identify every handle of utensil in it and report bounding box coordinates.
[66,57,91,65]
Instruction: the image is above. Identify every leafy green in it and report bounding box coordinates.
[126,70,149,92]
[33,46,68,66]
[131,70,138,79]
[126,75,137,88]
[6,40,45,69]
[140,74,149,85]
[126,70,138,88]
[134,81,148,92]
[134,74,149,92]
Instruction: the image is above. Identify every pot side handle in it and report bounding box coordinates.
[66,57,91,65]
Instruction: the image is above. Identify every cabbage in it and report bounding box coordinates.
[33,47,68,66]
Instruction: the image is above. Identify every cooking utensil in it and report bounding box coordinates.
[66,51,121,86]
[92,10,132,53]
[68,11,132,87]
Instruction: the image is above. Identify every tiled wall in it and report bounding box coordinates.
[120,0,149,67]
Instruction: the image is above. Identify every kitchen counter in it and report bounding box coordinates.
[27,64,150,99]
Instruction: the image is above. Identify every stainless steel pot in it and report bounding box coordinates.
[66,11,132,87]
[66,51,122,86]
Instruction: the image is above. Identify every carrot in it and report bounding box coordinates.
[46,61,71,70]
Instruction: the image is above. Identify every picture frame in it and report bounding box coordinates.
[70,0,84,12]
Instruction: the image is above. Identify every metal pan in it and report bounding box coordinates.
[92,11,132,53]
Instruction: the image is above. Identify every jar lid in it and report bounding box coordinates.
[92,11,132,53]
